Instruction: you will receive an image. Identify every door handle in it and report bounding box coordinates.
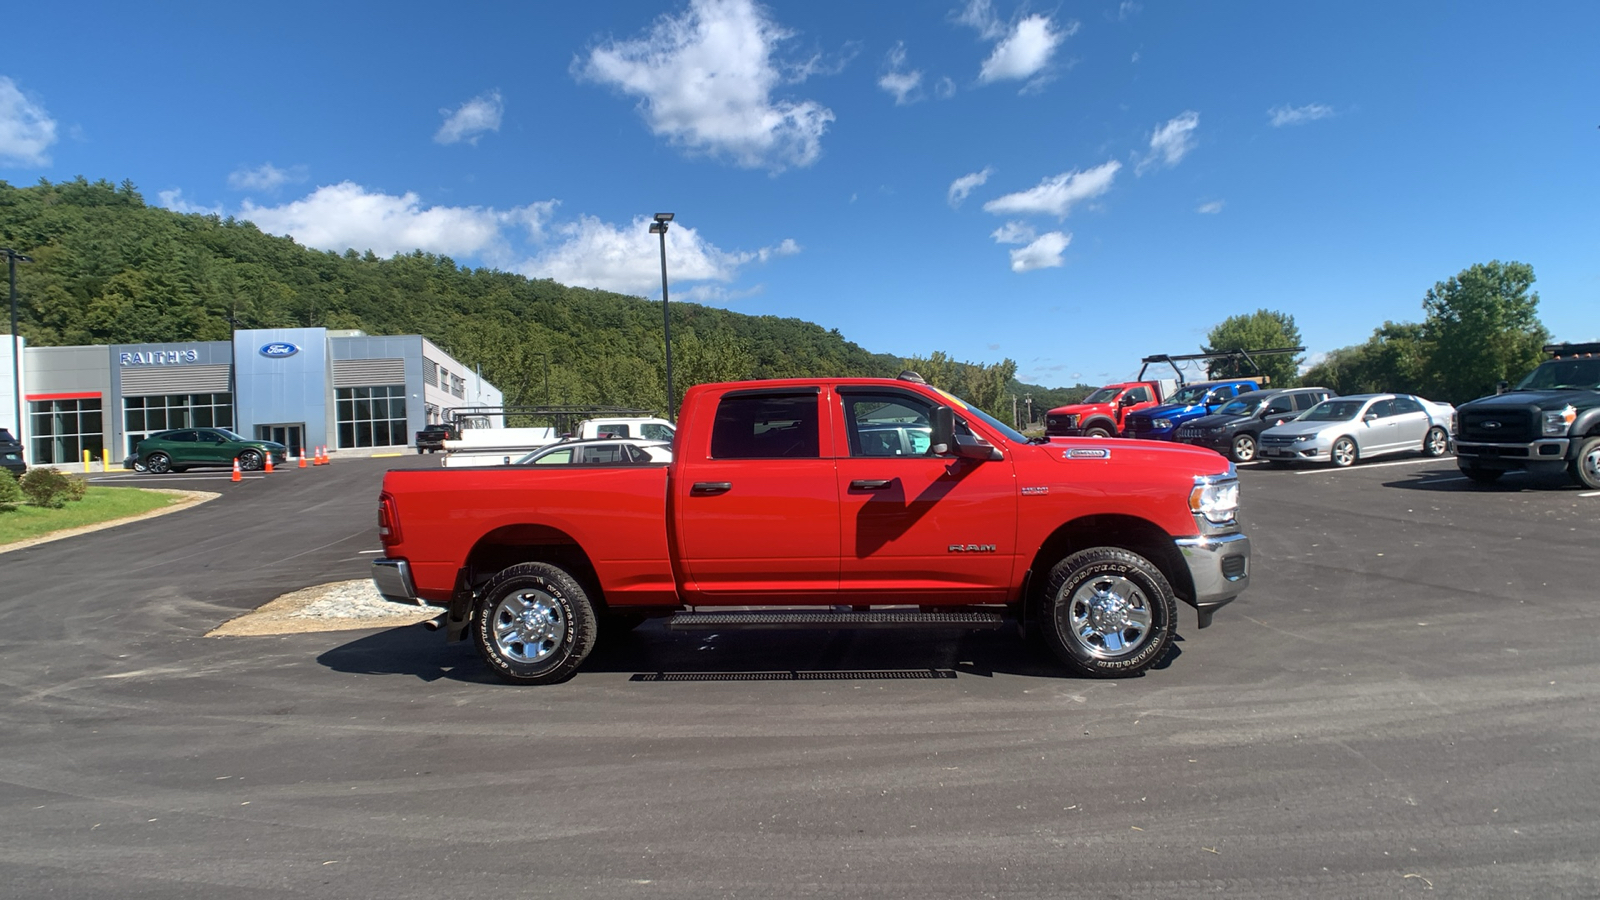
[849,479,893,491]
[690,482,732,496]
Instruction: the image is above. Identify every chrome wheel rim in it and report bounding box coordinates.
[1583,445,1600,484]
[1064,575,1153,659]
[1332,439,1355,466]
[1233,434,1256,462]
[1426,428,1448,456]
[491,589,567,664]
[239,451,262,471]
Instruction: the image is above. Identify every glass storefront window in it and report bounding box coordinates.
[30,398,105,465]
[336,385,406,448]
[124,393,233,456]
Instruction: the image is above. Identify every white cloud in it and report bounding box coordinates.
[526,214,795,297]
[1117,1,1142,21]
[954,0,1006,41]
[982,161,1120,218]
[158,189,223,217]
[948,166,994,207]
[435,90,504,145]
[1008,231,1070,272]
[1137,110,1199,174]
[935,76,958,99]
[1196,200,1224,214]
[979,15,1073,85]
[878,42,923,105]
[1269,103,1335,127]
[0,77,57,167]
[227,162,306,192]
[989,220,1035,244]
[238,182,555,261]
[578,0,835,171]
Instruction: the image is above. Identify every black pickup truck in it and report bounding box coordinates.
[1453,342,1600,488]
[414,423,461,454]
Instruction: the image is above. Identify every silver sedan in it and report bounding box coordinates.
[1257,393,1453,467]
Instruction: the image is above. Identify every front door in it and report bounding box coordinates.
[256,424,304,457]
[673,389,841,604]
[834,389,1018,605]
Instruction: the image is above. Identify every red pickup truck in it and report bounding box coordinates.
[372,375,1251,685]
[1043,380,1173,438]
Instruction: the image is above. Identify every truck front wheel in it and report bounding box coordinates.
[1084,423,1113,439]
[1036,547,1176,678]
[1573,436,1600,489]
[472,562,598,685]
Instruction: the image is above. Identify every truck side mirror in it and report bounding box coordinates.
[1496,380,1510,395]
[930,406,954,456]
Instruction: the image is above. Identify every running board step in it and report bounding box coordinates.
[666,610,1010,631]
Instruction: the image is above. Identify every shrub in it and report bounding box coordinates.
[18,467,88,509]
[0,471,22,511]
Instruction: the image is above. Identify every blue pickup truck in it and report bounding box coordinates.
[1122,379,1262,440]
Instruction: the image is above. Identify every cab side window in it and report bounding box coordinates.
[169,431,199,443]
[842,392,937,458]
[1368,400,1396,418]
[641,423,674,442]
[1125,386,1151,404]
[710,393,820,459]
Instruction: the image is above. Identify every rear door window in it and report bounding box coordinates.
[710,393,820,459]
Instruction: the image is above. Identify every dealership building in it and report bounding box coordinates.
[0,327,501,467]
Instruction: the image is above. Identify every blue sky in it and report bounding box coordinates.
[4,1,1596,387]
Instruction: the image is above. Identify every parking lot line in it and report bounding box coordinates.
[1582,491,1600,498]
[1293,457,1453,475]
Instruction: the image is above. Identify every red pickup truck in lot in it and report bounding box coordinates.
[373,375,1251,685]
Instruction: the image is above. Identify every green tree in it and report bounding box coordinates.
[1419,261,1548,402]
[1302,321,1426,396]
[1202,309,1303,387]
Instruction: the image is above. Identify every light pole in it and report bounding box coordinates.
[4,248,32,460]
[648,212,675,420]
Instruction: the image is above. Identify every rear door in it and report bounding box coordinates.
[834,388,1017,605]
[1388,396,1432,450]
[673,388,840,603]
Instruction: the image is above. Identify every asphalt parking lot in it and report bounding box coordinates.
[1,452,1596,898]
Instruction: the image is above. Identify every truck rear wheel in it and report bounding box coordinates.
[472,562,597,685]
[1036,547,1176,678]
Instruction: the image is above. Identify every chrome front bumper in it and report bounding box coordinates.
[371,558,420,605]
[1173,533,1251,628]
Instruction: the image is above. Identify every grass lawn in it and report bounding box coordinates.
[0,487,184,547]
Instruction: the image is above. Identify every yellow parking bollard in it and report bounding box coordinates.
[83,449,91,472]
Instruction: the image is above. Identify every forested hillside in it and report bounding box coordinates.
[0,177,1053,418]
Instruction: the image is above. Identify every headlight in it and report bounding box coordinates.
[1206,426,1225,434]
[1153,418,1173,429]
[1543,406,1576,436]
[1062,414,1080,427]
[1189,473,1240,525]
[1293,434,1314,443]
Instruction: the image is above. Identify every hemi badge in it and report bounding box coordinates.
[1021,486,1050,495]
[1065,447,1111,459]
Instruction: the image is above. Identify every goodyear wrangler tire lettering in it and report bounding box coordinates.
[471,562,597,685]
[1035,547,1176,679]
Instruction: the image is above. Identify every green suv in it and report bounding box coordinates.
[128,428,289,474]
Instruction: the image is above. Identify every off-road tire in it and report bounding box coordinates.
[1231,433,1257,463]
[472,562,597,685]
[1572,436,1600,490]
[1035,547,1177,678]
[1423,426,1450,458]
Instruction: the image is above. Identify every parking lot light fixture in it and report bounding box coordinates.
[649,214,675,420]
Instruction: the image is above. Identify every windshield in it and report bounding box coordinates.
[1301,399,1366,422]
[1167,385,1210,405]
[930,388,1028,444]
[1082,388,1118,404]
[1216,396,1265,417]
[1514,358,1600,391]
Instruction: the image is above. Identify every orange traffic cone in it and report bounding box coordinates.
[321,445,331,465]
[264,453,274,473]
[297,449,307,468]
[231,458,242,482]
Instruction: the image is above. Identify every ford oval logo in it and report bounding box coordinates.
[1482,421,1501,429]
[260,342,300,358]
